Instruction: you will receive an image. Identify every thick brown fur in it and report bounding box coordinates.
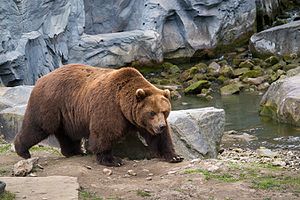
[14,64,183,166]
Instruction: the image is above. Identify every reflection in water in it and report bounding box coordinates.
[172,92,300,149]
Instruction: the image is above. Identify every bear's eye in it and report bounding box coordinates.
[149,111,156,117]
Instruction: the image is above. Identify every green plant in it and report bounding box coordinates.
[79,189,103,200]
[0,191,16,200]
[136,189,151,197]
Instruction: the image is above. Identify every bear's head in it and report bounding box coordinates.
[135,88,171,135]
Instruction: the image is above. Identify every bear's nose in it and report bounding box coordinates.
[158,124,166,132]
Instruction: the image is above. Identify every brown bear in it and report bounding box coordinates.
[14,64,183,166]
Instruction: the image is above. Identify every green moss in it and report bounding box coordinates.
[259,103,278,119]
[136,190,151,197]
[220,83,242,95]
[184,169,240,183]
[0,191,16,200]
[265,56,280,66]
[184,80,210,94]
[239,60,255,69]
[30,145,61,156]
[79,190,103,200]
[240,69,263,79]
[252,176,300,191]
[0,144,11,154]
[233,68,250,76]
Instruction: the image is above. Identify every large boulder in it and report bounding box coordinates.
[0,0,258,85]
[168,107,225,159]
[260,71,300,126]
[0,86,225,159]
[250,21,300,58]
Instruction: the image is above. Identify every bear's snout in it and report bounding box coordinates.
[154,123,167,134]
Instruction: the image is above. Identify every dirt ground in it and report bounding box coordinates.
[0,147,300,200]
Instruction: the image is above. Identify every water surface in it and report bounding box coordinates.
[172,92,300,150]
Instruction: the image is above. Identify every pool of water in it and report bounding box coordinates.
[172,92,300,150]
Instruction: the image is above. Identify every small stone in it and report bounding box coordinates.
[103,168,113,176]
[190,158,201,164]
[148,173,154,176]
[167,170,177,175]
[13,157,39,176]
[272,160,286,167]
[84,165,92,170]
[127,169,137,176]
[28,173,37,177]
[146,177,152,181]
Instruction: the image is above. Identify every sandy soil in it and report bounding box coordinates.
[0,148,299,200]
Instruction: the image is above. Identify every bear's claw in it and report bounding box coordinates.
[167,155,184,163]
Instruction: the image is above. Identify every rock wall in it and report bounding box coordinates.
[0,0,257,86]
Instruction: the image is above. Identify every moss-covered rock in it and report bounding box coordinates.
[283,53,297,63]
[232,58,245,67]
[233,68,250,76]
[220,82,243,95]
[217,75,230,84]
[184,80,211,94]
[265,56,280,66]
[241,69,263,79]
[239,60,255,69]
[284,63,299,71]
[220,65,234,77]
[161,62,181,74]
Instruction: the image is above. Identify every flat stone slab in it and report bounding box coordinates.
[0,176,79,200]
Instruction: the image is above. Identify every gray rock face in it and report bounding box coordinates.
[0,86,225,159]
[169,107,225,159]
[260,73,300,126]
[250,21,300,57]
[0,0,257,85]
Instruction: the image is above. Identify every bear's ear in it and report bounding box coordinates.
[136,88,146,101]
[163,89,171,99]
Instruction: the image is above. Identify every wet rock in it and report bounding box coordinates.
[222,131,258,143]
[250,21,300,58]
[220,82,243,95]
[256,147,278,158]
[13,157,39,177]
[257,82,270,91]
[184,80,211,94]
[168,107,225,159]
[260,73,300,126]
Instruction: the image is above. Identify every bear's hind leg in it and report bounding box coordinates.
[88,133,123,167]
[14,128,49,159]
[54,133,83,157]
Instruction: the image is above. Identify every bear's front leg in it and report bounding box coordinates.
[139,127,183,163]
[158,129,184,163]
